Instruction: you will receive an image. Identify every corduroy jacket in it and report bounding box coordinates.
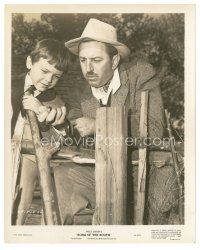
[68,61,165,139]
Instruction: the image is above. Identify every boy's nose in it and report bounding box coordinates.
[46,74,53,83]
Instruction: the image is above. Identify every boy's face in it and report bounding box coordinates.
[28,57,63,92]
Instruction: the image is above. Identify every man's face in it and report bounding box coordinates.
[28,57,63,92]
[79,41,115,88]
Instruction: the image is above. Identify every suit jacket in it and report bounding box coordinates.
[68,61,165,139]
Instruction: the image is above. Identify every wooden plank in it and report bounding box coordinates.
[21,140,183,168]
[11,113,26,220]
[94,107,127,225]
[135,91,149,225]
[21,138,184,155]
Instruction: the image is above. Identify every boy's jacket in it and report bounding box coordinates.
[11,74,64,138]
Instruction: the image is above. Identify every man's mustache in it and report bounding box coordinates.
[86,73,98,77]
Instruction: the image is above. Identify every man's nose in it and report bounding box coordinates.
[86,61,94,73]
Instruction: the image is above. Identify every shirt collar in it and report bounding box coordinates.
[91,68,121,104]
[24,73,33,91]
[24,73,41,97]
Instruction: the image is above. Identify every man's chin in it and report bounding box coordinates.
[88,80,103,88]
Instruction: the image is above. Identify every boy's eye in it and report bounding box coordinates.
[41,69,48,73]
[54,75,61,79]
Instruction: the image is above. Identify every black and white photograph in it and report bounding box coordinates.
[4,4,195,243]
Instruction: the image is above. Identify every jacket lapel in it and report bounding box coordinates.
[81,64,130,117]
[81,85,100,117]
[111,64,130,106]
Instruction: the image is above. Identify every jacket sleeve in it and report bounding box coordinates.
[67,106,83,121]
[66,92,83,121]
[66,83,94,121]
[129,62,165,139]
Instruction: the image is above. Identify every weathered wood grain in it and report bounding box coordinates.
[135,91,149,225]
[94,107,127,225]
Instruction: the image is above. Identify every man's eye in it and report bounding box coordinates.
[94,59,102,63]
[80,59,86,63]
[41,69,48,73]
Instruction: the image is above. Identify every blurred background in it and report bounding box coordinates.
[11,13,184,140]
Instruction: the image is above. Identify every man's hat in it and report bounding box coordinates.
[65,18,130,59]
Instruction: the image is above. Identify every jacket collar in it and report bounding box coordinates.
[110,64,129,106]
[83,63,130,106]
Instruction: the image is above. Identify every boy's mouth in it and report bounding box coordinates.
[40,82,49,88]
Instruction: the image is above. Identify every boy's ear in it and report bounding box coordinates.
[26,56,33,70]
[112,54,120,70]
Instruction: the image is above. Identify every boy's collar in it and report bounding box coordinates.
[24,73,41,97]
[25,73,33,89]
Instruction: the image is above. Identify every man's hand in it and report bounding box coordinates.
[72,117,96,137]
[22,95,42,115]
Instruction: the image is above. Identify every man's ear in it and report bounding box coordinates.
[26,56,33,70]
[112,54,120,70]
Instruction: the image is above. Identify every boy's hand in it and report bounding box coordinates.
[46,106,67,126]
[37,106,67,125]
[37,106,51,122]
[22,95,42,115]
[22,95,66,126]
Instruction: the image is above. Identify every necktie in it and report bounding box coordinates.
[99,90,112,107]
[21,85,37,118]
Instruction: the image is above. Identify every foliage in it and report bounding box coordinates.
[12,13,184,137]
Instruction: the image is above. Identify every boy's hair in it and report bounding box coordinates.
[30,39,69,72]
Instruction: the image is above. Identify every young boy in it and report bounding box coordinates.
[12,39,69,225]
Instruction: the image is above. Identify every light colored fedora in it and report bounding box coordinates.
[65,18,130,59]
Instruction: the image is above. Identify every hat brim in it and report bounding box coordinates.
[65,36,130,59]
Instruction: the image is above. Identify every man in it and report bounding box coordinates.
[54,18,178,225]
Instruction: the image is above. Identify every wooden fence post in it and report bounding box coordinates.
[94,106,127,225]
[135,91,149,225]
